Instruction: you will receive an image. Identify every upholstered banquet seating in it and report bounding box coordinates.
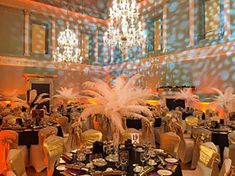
[173,122,194,164]
[2,115,29,166]
[183,142,232,176]
[30,126,58,172]
[185,115,199,133]
[81,129,102,146]
[43,135,64,176]
[54,116,69,136]
[120,128,142,144]
[0,130,27,176]
[224,131,235,165]
[191,127,212,169]
[160,132,181,157]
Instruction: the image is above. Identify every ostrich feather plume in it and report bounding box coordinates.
[80,74,153,134]
[175,88,199,108]
[212,87,235,113]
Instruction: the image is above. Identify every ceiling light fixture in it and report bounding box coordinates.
[53,0,82,63]
[103,0,144,56]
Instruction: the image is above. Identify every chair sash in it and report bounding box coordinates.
[3,115,17,126]
[185,116,198,126]
[142,120,155,146]
[160,132,181,157]
[43,135,64,176]
[228,132,235,145]
[55,116,68,134]
[199,143,220,169]
[43,135,64,159]
[39,126,58,145]
[0,130,18,174]
[81,129,102,146]
[67,121,82,150]
[121,128,142,144]
[191,127,212,169]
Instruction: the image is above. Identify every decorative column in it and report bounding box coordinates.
[223,0,231,40]
[95,29,99,63]
[24,9,30,56]
[51,19,56,53]
[162,2,167,52]
[189,0,195,46]
[142,17,146,56]
[74,25,80,61]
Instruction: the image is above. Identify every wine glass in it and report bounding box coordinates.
[115,160,122,169]
[144,151,150,163]
[140,153,145,166]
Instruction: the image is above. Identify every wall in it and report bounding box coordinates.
[106,0,235,98]
[0,6,24,56]
[0,65,105,97]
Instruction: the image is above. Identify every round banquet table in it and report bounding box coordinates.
[0,124,63,147]
[53,147,182,176]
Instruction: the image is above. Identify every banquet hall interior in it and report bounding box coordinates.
[0,0,235,175]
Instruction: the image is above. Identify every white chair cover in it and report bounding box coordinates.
[224,132,235,166]
[30,126,57,172]
[183,142,220,176]
[219,158,232,176]
[160,132,181,158]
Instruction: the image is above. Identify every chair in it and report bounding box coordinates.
[224,132,235,166]
[66,121,82,151]
[191,127,211,169]
[43,135,64,176]
[219,158,232,176]
[0,130,27,176]
[185,116,198,133]
[81,129,102,146]
[121,128,142,144]
[183,142,220,176]
[160,132,181,158]
[173,123,194,164]
[30,126,58,172]
[54,116,68,136]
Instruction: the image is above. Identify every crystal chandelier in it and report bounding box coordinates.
[53,24,82,63]
[53,0,82,64]
[103,0,144,54]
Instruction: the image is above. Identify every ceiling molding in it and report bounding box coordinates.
[0,0,107,27]
[0,56,105,74]
[105,41,235,71]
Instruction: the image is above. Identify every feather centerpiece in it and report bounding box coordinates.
[211,87,235,117]
[79,74,153,144]
[53,87,79,109]
[0,89,28,108]
[175,88,199,108]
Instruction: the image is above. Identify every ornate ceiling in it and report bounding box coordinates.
[32,0,111,19]
[32,0,145,20]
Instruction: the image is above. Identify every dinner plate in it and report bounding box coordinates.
[136,147,144,152]
[105,154,119,162]
[133,166,144,173]
[154,149,164,153]
[59,158,66,164]
[165,158,178,163]
[147,159,157,166]
[157,169,172,176]
[92,158,107,167]
[56,165,66,171]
